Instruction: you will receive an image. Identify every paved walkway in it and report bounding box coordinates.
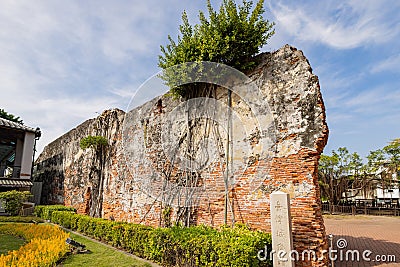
[324,215,400,267]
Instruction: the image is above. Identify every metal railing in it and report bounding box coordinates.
[322,202,400,216]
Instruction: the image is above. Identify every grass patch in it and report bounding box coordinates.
[0,234,25,255]
[59,232,152,267]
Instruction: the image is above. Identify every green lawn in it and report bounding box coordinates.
[0,234,25,255]
[58,232,153,267]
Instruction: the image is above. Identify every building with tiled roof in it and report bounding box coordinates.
[0,117,41,192]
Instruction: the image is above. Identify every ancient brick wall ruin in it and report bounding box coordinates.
[34,45,328,266]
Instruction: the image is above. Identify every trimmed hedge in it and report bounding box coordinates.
[45,209,271,266]
[34,205,76,220]
[0,216,44,223]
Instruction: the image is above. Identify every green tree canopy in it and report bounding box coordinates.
[0,109,23,124]
[318,148,361,204]
[319,139,400,205]
[158,0,275,98]
[366,149,385,173]
[383,138,400,171]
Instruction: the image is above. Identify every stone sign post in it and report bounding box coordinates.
[270,191,294,267]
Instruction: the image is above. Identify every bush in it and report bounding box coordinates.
[0,216,44,223]
[34,205,76,220]
[0,190,31,216]
[80,135,108,150]
[51,210,80,229]
[43,210,271,266]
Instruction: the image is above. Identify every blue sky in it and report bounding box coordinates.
[0,0,399,159]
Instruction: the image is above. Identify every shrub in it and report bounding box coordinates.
[0,223,70,266]
[44,210,272,266]
[80,135,108,150]
[0,216,44,223]
[0,190,31,216]
[34,205,76,220]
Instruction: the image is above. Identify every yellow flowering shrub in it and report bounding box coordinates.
[0,223,70,267]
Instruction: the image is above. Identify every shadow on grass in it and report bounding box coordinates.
[0,234,25,255]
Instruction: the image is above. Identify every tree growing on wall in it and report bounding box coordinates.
[158,0,275,99]
[80,135,108,218]
[80,136,108,150]
[156,0,275,226]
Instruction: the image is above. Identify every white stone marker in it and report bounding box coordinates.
[270,191,294,267]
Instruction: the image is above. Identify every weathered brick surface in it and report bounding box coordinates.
[34,45,328,266]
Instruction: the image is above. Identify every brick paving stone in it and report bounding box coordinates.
[324,216,400,267]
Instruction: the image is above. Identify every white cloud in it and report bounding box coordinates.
[0,0,187,155]
[1,82,126,155]
[109,87,137,99]
[344,85,400,114]
[270,0,400,49]
[0,0,398,161]
[370,54,400,74]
